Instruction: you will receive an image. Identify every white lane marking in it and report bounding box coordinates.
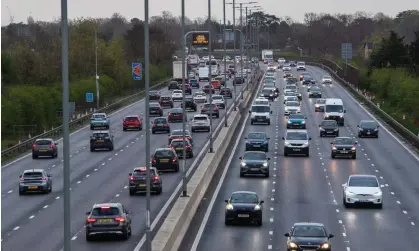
[71,236,77,240]
[55,196,60,199]
[269,218,274,222]
[29,215,35,219]
[412,222,415,226]
[396,201,401,204]
[124,186,128,189]
[115,194,120,197]
[391,192,395,195]
[108,158,112,161]
[268,245,272,249]
[269,231,273,235]
[43,205,48,209]
[52,165,56,167]
[7,190,13,193]
[270,207,274,211]
[13,226,20,231]
[342,233,347,237]
[86,174,90,178]
[101,163,105,166]
[336,209,339,213]
[77,181,81,184]
[94,168,98,171]
[403,210,407,214]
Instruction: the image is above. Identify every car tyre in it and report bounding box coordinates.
[306,151,310,157]
[123,128,127,131]
[284,151,288,157]
[156,187,162,195]
[358,133,362,138]
[256,217,263,226]
[240,172,245,178]
[352,154,356,159]
[129,190,135,196]
[320,133,323,137]
[19,190,24,195]
[175,165,180,172]
[152,130,156,134]
[225,217,231,225]
[267,121,271,125]
[336,132,340,137]
[216,114,220,118]
[331,153,335,159]
[265,172,270,178]
[377,203,383,209]
[86,232,93,241]
[122,228,130,240]
[32,154,37,159]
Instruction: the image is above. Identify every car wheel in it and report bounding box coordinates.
[109,145,114,151]
[152,130,155,134]
[106,125,109,129]
[90,147,95,152]
[19,190,24,195]
[90,126,94,130]
[267,121,270,125]
[358,133,362,138]
[122,228,130,240]
[123,128,127,131]
[216,114,219,118]
[250,120,254,125]
[265,172,270,178]
[352,154,356,159]
[86,232,93,241]
[377,203,383,209]
[256,217,263,226]
[189,152,194,158]
[320,133,323,137]
[129,190,135,196]
[331,153,335,159]
[175,165,179,172]
[225,217,231,225]
[284,151,288,156]
[240,172,245,177]
[336,132,339,137]
[32,154,37,159]
[156,187,162,195]
[306,151,310,157]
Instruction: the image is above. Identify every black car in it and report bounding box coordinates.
[149,90,161,101]
[233,77,244,85]
[239,151,270,177]
[180,97,197,111]
[19,169,52,195]
[302,75,316,85]
[224,191,264,226]
[261,88,275,101]
[331,137,357,159]
[128,167,162,195]
[220,87,233,98]
[245,132,270,152]
[152,117,170,134]
[168,81,180,90]
[319,120,339,137]
[169,139,194,158]
[149,102,163,116]
[85,203,132,241]
[159,96,174,108]
[151,148,179,172]
[90,131,114,151]
[286,78,298,85]
[201,103,220,118]
[284,222,334,251]
[308,86,322,98]
[358,120,379,138]
[32,138,58,159]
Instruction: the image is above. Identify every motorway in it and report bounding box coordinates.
[185,65,419,251]
[0,67,248,251]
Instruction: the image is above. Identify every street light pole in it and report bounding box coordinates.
[180,0,188,197]
[61,0,71,250]
[94,30,100,109]
[208,0,214,153]
[232,0,237,111]
[223,0,228,127]
[240,3,244,99]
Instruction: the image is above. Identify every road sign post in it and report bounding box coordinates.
[132,62,143,80]
[86,93,94,103]
[341,43,352,76]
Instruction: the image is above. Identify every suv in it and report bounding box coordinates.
[152,117,170,134]
[128,167,162,195]
[151,148,179,172]
[220,87,233,98]
[319,120,339,137]
[32,138,58,159]
[85,203,132,241]
[169,139,194,158]
[250,105,272,125]
[168,81,180,90]
[191,114,211,132]
[331,137,357,159]
[149,90,161,101]
[168,108,187,122]
[90,131,114,151]
[19,169,52,195]
[122,115,142,131]
[189,79,199,88]
[149,103,163,116]
[201,103,220,118]
[90,113,110,130]
[296,62,306,71]
[159,95,174,108]
[357,120,379,138]
[181,83,192,95]
[211,95,225,109]
[180,97,197,111]
[282,130,311,157]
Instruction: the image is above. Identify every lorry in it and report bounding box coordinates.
[173,61,188,79]
[261,50,273,63]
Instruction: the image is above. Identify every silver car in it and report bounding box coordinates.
[191,114,211,132]
[211,95,225,109]
[282,130,311,157]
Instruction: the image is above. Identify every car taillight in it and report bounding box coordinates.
[186,144,191,148]
[202,107,206,110]
[32,144,36,149]
[169,145,175,149]
[42,177,47,180]
[212,107,217,110]
[19,178,24,182]
[172,157,177,162]
[152,158,156,164]
[152,124,156,127]
[114,217,125,222]
[129,176,135,181]
[87,218,96,223]
[165,123,169,127]
[153,176,159,181]
[168,113,171,116]
[49,144,55,148]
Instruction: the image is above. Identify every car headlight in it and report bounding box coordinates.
[345,190,354,194]
[254,204,261,210]
[263,162,268,167]
[287,120,292,124]
[270,94,273,96]
[226,204,234,210]
[374,128,378,131]
[301,121,306,124]
[241,162,247,167]
[334,128,339,131]
[351,147,356,150]
[320,127,325,131]
[302,142,309,147]
[320,243,330,249]
[315,104,320,107]
[340,115,344,118]
[332,146,337,150]
[284,141,291,146]
[288,242,298,248]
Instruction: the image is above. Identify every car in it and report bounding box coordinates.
[211,95,226,109]
[171,90,183,101]
[285,77,298,85]
[285,86,301,100]
[315,99,326,112]
[149,102,163,116]
[322,75,333,84]
[168,108,186,122]
[191,114,211,132]
[263,82,280,94]
[357,120,379,138]
[284,222,334,251]
[189,78,199,88]
[233,76,244,85]
[302,75,316,85]
[151,148,179,172]
[253,98,270,106]
[168,81,180,90]
[282,130,311,157]
[168,129,193,145]
[284,95,299,104]
[267,65,276,71]
[299,72,311,81]
[264,76,276,83]
[342,175,383,208]
[308,86,323,98]
[245,132,269,152]
[284,101,301,116]
[319,120,339,137]
[188,71,195,79]
[151,117,170,134]
[128,167,162,195]
[202,84,215,94]
[193,94,207,103]
[159,95,174,108]
[31,138,58,159]
[201,103,220,118]
[296,61,306,71]
[214,76,226,87]
[90,130,114,151]
[180,96,197,111]
[260,88,275,101]
[149,90,161,101]
[289,61,296,67]
[286,114,307,129]
[265,71,275,77]
[283,65,291,71]
[220,87,233,98]
[180,83,192,95]
[283,71,293,78]
[330,137,357,159]
[224,191,264,226]
[239,151,270,177]
[85,203,132,241]
[90,113,110,130]
[169,138,194,158]
[122,115,143,131]
[19,169,52,195]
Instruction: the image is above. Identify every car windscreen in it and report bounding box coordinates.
[35,140,52,145]
[150,103,160,107]
[160,96,171,100]
[124,116,138,121]
[348,177,378,187]
[212,96,223,100]
[230,193,258,203]
[185,98,193,102]
[92,133,109,138]
[325,105,344,113]
[243,151,266,160]
[254,100,269,105]
[286,97,298,102]
[311,87,321,92]
[133,169,156,176]
[91,207,120,216]
[286,101,299,106]
[170,108,183,113]
[92,115,105,120]
[323,76,331,80]
[289,114,304,120]
[286,132,308,140]
[154,150,175,157]
[251,106,270,113]
[316,99,326,104]
[287,78,298,83]
[292,226,326,237]
[194,116,208,121]
[23,172,43,178]
[360,121,378,127]
[321,121,337,127]
[264,83,275,87]
[154,118,167,124]
[171,140,189,147]
[262,89,273,94]
[247,133,266,140]
[285,85,297,90]
[171,130,189,136]
[334,138,354,145]
[189,79,197,83]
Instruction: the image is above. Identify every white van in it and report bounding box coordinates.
[324,98,346,126]
[198,67,209,81]
[249,104,272,125]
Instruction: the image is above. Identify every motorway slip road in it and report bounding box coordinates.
[0,72,246,251]
[181,65,419,251]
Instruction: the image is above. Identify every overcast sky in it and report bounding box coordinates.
[1,0,417,25]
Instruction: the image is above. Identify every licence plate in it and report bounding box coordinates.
[250,168,259,171]
[257,119,263,121]
[99,219,113,223]
[28,186,38,189]
[129,126,135,127]
[157,124,163,126]
[253,145,260,147]
[160,159,169,163]
[367,132,371,134]
[327,131,333,133]
[238,214,249,218]
[139,184,146,187]
[293,148,301,151]
[39,149,47,152]
[358,200,369,202]
[96,140,104,142]
[341,151,348,153]
[175,148,183,151]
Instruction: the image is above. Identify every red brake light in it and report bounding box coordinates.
[168,113,171,116]
[42,177,47,180]
[152,158,156,164]
[153,176,159,181]
[87,218,96,223]
[172,157,177,162]
[129,176,135,181]
[101,206,110,209]
[32,144,36,148]
[114,217,125,222]
[202,107,206,110]
[152,124,156,127]
[49,144,55,148]
[186,144,191,148]
[19,178,24,182]
[165,123,169,127]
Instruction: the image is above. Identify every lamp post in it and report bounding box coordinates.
[222,0,228,127]
[180,0,188,197]
[225,28,244,97]
[207,0,214,153]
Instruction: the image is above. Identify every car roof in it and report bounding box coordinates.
[171,138,190,142]
[93,203,121,208]
[293,222,324,227]
[93,130,110,134]
[92,113,106,116]
[153,117,167,120]
[349,174,377,179]
[286,129,308,133]
[325,98,343,105]
[155,147,174,151]
[232,191,258,195]
[35,138,53,141]
[322,120,337,123]
[133,166,157,172]
[171,129,190,133]
[23,169,45,173]
[170,108,184,111]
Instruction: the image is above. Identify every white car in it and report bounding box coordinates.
[342,175,383,209]
[267,66,276,71]
[253,98,270,106]
[193,94,207,103]
[211,95,225,109]
[283,65,291,71]
[284,101,301,115]
[191,114,211,132]
[171,90,183,101]
[322,75,333,84]
[296,62,306,71]
[245,68,251,73]
[284,96,299,104]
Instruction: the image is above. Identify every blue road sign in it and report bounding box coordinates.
[86,93,94,103]
[132,62,142,80]
[341,43,353,60]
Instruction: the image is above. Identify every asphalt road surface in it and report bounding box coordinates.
[0,68,249,251]
[185,64,419,251]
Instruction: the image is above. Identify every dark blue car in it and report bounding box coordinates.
[189,79,200,88]
[245,132,270,152]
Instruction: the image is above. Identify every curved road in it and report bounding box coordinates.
[185,65,419,251]
[0,68,248,251]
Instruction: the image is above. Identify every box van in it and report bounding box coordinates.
[249,104,272,125]
[324,99,346,126]
[198,67,209,81]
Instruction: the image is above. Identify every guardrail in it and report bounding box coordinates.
[302,57,419,151]
[1,78,171,162]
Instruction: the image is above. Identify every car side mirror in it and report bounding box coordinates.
[355,141,358,144]
[86,211,91,216]
[244,137,247,139]
[267,157,270,160]
[224,199,229,203]
[239,157,243,160]
[329,234,334,238]
[267,137,270,139]
[47,174,52,177]
[282,137,285,140]
[309,137,312,140]
[330,142,334,144]
[344,110,346,113]
[19,175,22,178]
[377,125,380,128]
[248,110,251,113]
[357,125,359,127]
[318,125,321,127]
[129,173,132,176]
[284,233,290,237]
[270,111,273,114]
[260,200,264,204]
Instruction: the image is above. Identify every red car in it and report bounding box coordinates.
[168,108,186,123]
[202,84,215,94]
[123,115,142,131]
[181,83,192,95]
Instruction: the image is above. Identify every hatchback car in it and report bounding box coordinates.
[90,131,114,151]
[151,117,170,134]
[169,139,194,158]
[128,167,162,195]
[220,87,233,98]
[191,114,211,132]
[224,191,264,226]
[149,90,161,101]
[180,97,197,111]
[159,95,174,108]
[189,79,199,88]
[314,99,326,112]
[19,169,52,195]
[357,120,379,138]
[201,103,220,118]
[32,138,58,159]
[122,115,142,131]
[149,103,163,116]
[330,137,357,159]
[151,148,179,172]
[286,114,307,129]
[202,84,215,94]
[168,108,186,122]
[245,132,270,152]
[239,151,270,177]
[168,81,180,90]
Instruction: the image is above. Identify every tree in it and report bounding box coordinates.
[370,31,410,69]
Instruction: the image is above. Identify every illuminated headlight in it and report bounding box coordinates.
[374,128,378,131]
[226,204,234,210]
[263,162,268,167]
[315,104,320,107]
[334,128,339,131]
[301,121,306,124]
[254,204,261,210]
[287,120,292,124]
[270,94,273,96]
[284,141,291,146]
[332,146,337,150]
[320,243,330,249]
[320,127,325,131]
[351,147,356,150]
[340,115,344,118]
[302,142,309,147]
[241,162,247,167]
[285,108,289,111]
[288,242,298,248]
